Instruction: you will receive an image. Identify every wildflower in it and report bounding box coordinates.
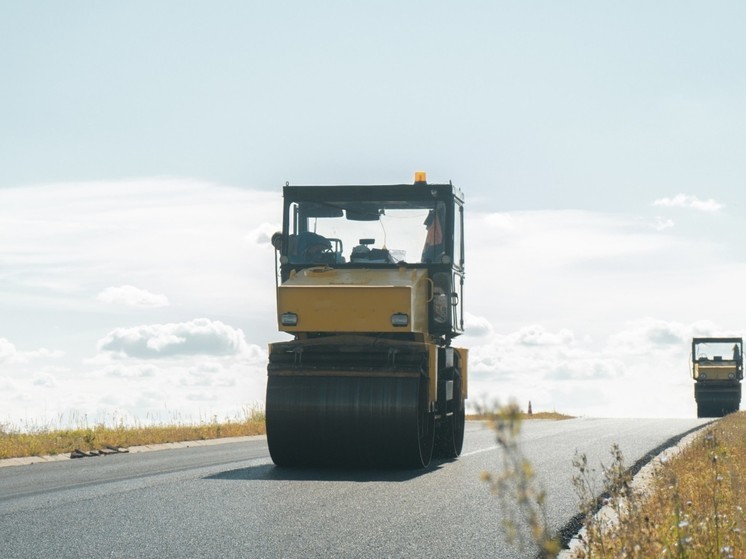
[678,520,689,529]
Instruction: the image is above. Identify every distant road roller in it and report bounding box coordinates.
[266,173,467,467]
[691,337,743,417]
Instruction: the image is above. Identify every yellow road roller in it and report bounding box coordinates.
[691,337,743,417]
[266,173,467,467]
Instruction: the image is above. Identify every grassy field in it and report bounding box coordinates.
[468,410,574,422]
[481,407,746,558]
[574,411,746,558]
[0,408,266,460]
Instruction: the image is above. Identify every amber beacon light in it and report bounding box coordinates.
[414,171,427,184]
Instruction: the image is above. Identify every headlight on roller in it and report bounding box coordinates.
[391,313,409,327]
[699,373,707,380]
[280,312,298,326]
[729,372,736,380]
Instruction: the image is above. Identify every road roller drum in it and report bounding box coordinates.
[267,372,434,467]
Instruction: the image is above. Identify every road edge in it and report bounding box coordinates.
[0,434,268,469]
[557,421,714,558]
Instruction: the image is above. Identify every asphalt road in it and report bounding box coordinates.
[0,418,711,559]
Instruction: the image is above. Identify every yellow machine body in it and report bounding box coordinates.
[693,360,739,381]
[277,267,430,335]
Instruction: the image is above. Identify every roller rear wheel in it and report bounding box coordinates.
[434,369,465,458]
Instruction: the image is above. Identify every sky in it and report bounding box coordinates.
[2,1,746,427]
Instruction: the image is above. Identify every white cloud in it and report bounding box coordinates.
[608,318,715,355]
[0,338,15,363]
[469,209,675,273]
[463,319,713,418]
[463,309,746,419]
[246,222,282,245]
[101,363,159,379]
[463,313,494,338]
[653,193,724,212]
[97,285,169,308]
[183,362,237,388]
[511,325,575,347]
[0,377,17,392]
[0,177,279,320]
[32,373,58,387]
[0,337,63,364]
[97,318,250,359]
[652,216,675,231]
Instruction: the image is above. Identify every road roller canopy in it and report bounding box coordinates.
[277,182,464,271]
[273,178,466,339]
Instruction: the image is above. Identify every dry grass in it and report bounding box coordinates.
[0,407,266,460]
[468,410,574,421]
[482,405,746,558]
[574,411,746,558]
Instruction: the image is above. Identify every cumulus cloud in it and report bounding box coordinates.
[97,318,249,359]
[652,216,675,231]
[183,363,237,388]
[653,194,724,212]
[246,222,282,245]
[0,338,15,363]
[463,316,738,417]
[101,364,158,378]
[609,318,716,355]
[463,313,494,338]
[0,377,16,391]
[97,285,169,308]
[545,356,625,381]
[0,337,63,364]
[32,373,58,387]
[0,177,279,321]
[469,210,677,276]
[467,325,583,381]
[511,325,575,347]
